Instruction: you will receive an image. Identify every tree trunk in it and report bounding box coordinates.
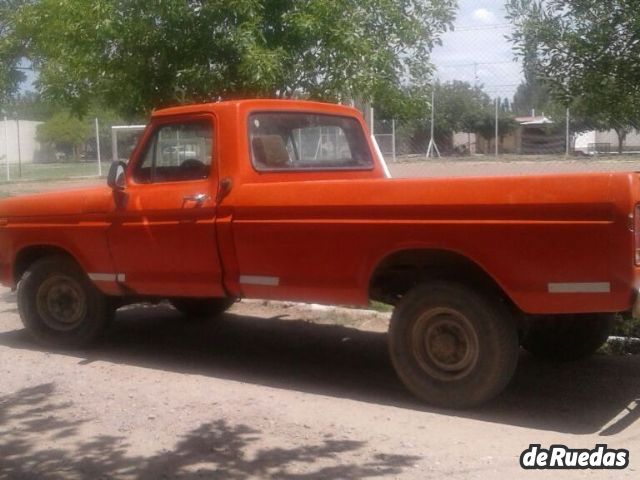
[614,128,626,155]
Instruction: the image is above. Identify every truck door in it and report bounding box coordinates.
[107,115,225,297]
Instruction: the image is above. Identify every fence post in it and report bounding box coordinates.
[3,116,8,181]
[495,97,499,158]
[15,119,22,177]
[95,117,102,176]
[391,118,396,162]
[111,127,118,163]
[565,108,570,157]
[369,106,375,135]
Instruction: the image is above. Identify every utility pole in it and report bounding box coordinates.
[426,89,441,158]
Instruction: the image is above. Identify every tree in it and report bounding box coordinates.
[511,78,554,117]
[0,0,28,107]
[6,91,55,121]
[4,0,456,117]
[473,113,519,153]
[36,112,92,160]
[390,81,495,153]
[506,0,640,153]
[377,81,518,154]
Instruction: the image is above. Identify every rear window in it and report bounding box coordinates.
[249,112,373,171]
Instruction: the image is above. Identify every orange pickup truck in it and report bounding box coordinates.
[1,99,638,408]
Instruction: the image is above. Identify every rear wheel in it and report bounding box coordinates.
[522,313,614,361]
[388,281,519,409]
[170,297,235,319]
[17,256,112,347]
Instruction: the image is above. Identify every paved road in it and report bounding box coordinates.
[1,289,639,479]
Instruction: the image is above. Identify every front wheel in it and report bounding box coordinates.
[388,282,519,409]
[17,256,112,347]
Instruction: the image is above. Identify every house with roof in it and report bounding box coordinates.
[472,115,565,155]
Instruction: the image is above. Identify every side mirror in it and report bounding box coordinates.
[107,161,127,190]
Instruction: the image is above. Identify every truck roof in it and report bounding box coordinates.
[151,99,361,118]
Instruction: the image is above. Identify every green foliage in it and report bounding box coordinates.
[613,313,640,339]
[473,113,519,143]
[0,0,28,106]
[6,91,55,121]
[434,81,492,136]
[506,0,640,153]
[35,106,127,161]
[382,81,519,152]
[512,78,554,117]
[36,112,91,160]
[4,0,457,117]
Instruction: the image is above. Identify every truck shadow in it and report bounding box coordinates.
[0,383,420,479]
[0,303,639,436]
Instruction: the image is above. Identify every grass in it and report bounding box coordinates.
[0,162,103,183]
[368,301,394,313]
[613,313,640,338]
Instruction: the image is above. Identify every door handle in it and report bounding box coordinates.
[183,193,211,205]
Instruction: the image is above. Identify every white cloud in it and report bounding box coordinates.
[472,8,496,24]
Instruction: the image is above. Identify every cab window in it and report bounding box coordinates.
[249,112,373,171]
[134,120,213,183]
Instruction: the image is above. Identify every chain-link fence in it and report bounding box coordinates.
[0,116,146,183]
[371,9,640,166]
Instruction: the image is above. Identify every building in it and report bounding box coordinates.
[1,119,43,164]
[574,129,640,155]
[474,115,565,155]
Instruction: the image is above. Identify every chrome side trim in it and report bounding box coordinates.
[548,282,611,293]
[88,273,126,283]
[88,273,117,282]
[239,275,280,287]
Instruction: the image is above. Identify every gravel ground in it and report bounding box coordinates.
[1,159,640,479]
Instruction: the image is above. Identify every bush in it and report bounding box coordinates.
[612,313,640,338]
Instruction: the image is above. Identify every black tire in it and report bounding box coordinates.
[17,256,112,347]
[522,313,614,361]
[170,297,235,319]
[389,281,519,409]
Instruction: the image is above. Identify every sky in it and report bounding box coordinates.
[431,0,523,99]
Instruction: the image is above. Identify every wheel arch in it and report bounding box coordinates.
[368,247,519,311]
[13,244,84,285]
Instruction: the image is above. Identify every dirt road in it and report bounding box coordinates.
[1,289,639,479]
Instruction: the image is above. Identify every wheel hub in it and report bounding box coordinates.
[411,308,479,381]
[36,275,87,331]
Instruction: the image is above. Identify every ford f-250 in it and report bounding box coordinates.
[0,99,638,408]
